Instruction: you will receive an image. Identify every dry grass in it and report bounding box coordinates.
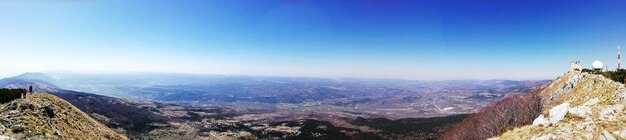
[556,75,622,106]
[541,73,625,115]
[0,93,127,140]
[489,125,553,140]
[540,73,574,97]
[492,72,626,140]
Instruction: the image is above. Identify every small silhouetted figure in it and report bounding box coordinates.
[22,89,27,99]
[29,85,33,93]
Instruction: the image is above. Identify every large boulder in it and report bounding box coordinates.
[568,106,591,118]
[549,102,570,124]
[44,105,55,118]
[532,115,549,126]
[0,135,14,140]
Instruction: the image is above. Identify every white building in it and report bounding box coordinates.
[570,60,582,73]
[592,60,604,71]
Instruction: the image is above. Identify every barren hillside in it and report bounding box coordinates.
[492,72,626,139]
[0,93,127,140]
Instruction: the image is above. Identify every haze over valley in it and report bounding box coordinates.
[14,72,549,118]
[1,72,549,139]
[2,0,626,139]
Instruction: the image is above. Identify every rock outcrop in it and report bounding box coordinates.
[532,115,549,126]
[0,93,127,140]
[547,102,569,125]
[491,72,626,140]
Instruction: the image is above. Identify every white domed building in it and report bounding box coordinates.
[592,60,604,71]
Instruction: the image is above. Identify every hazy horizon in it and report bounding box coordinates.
[2,0,626,80]
[1,70,555,82]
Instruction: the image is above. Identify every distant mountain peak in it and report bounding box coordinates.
[0,78,59,93]
[12,72,57,81]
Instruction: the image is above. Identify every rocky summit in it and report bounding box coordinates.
[0,93,126,140]
[492,72,626,140]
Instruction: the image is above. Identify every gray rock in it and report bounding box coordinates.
[545,73,585,107]
[44,105,55,118]
[549,102,570,124]
[0,135,14,140]
[27,104,38,110]
[582,98,600,106]
[603,130,617,140]
[0,119,11,127]
[568,106,591,118]
[7,110,19,116]
[531,133,555,140]
[532,114,549,126]
[18,104,29,111]
[10,124,25,133]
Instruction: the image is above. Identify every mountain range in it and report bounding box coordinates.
[0,72,550,139]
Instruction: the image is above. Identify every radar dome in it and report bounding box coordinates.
[592,60,604,69]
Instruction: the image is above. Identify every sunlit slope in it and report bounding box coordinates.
[492,72,626,139]
[0,93,127,140]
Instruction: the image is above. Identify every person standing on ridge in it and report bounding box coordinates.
[29,85,33,93]
[22,88,27,99]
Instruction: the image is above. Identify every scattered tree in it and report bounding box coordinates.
[582,69,626,84]
[0,89,23,103]
[441,87,544,140]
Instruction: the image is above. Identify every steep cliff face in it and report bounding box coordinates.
[0,93,127,140]
[492,72,626,140]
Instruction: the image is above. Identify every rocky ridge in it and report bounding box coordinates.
[0,93,127,140]
[492,72,626,140]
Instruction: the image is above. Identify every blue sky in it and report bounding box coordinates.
[1,0,626,80]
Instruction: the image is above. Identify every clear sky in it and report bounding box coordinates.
[1,0,626,80]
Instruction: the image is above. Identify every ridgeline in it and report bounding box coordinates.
[0,92,127,140]
[443,72,626,140]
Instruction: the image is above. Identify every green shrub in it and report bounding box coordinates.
[585,69,626,84]
[0,89,23,103]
